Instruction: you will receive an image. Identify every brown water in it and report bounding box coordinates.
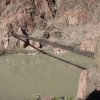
[0,53,95,100]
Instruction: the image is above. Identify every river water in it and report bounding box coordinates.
[0,52,95,100]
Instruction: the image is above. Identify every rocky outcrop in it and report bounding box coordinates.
[76,41,100,100]
[0,0,100,52]
[76,68,99,100]
[55,0,100,25]
[80,39,96,52]
[0,0,55,49]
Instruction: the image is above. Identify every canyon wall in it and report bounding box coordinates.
[0,0,100,52]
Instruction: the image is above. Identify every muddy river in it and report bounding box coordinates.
[0,52,95,100]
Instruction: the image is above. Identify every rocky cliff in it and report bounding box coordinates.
[0,0,100,52]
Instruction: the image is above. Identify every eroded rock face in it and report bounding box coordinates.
[80,39,96,52]
[0,0,100,50]
[76,70,88,100]
[56,0,100,25]
[0,0,55,49]
[76,68,100,100]
[77,41,100,100]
